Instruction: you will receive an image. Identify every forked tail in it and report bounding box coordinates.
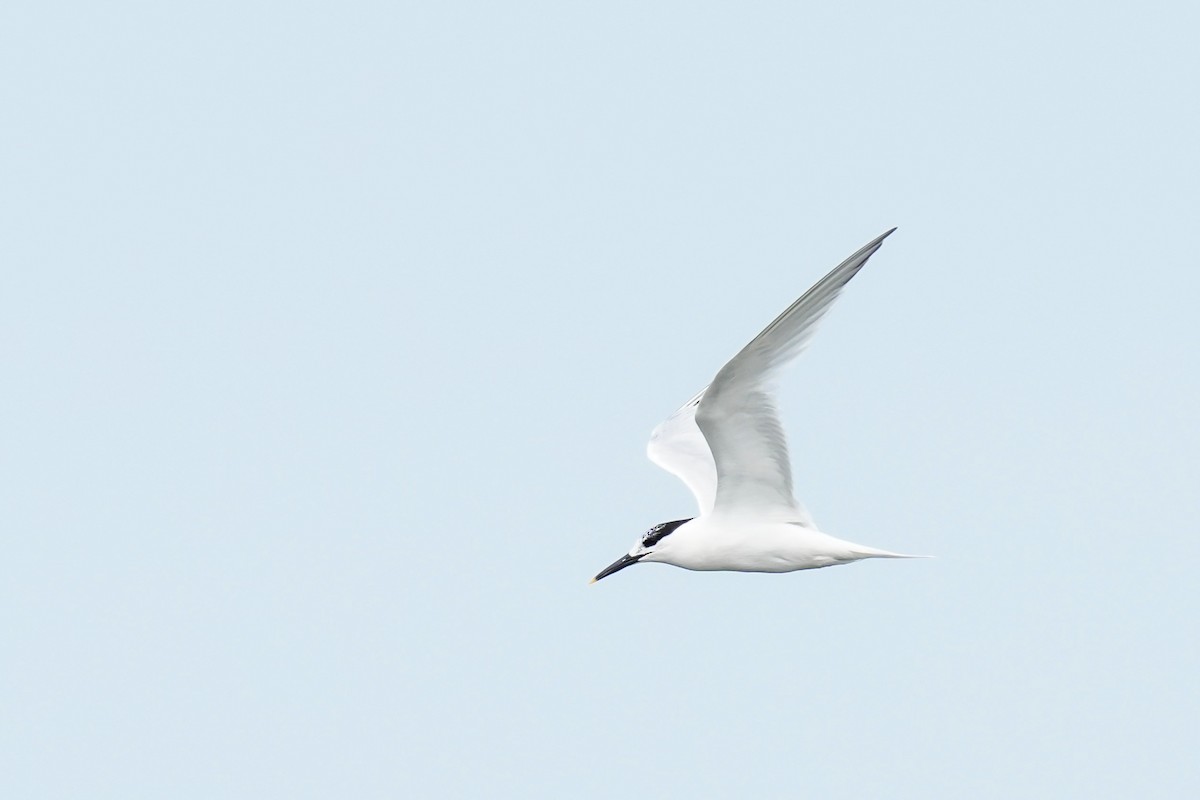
[849,544,933,560]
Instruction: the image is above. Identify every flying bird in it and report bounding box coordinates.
[592,228,926,583]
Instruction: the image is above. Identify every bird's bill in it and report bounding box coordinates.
[590,553,645,584]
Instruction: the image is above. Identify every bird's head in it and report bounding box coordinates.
[590,518,692,583]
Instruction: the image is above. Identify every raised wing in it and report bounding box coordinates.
[695,229,896,516]
[648,386,818,524]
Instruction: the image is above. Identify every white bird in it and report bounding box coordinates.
[592,228,926,583]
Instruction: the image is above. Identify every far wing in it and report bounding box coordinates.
[696,229,896,516]
[646,389,717,514]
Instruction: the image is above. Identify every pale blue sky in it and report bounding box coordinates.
[3,1,1199,797]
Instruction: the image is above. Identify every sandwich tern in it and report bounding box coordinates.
[592,228,925,583]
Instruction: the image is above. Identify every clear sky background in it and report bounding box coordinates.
[3,2,1199,798]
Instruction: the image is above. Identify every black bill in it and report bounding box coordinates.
[590,552,645,584]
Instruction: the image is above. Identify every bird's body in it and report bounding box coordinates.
[642,516,915,574]
[592,228,926,584]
